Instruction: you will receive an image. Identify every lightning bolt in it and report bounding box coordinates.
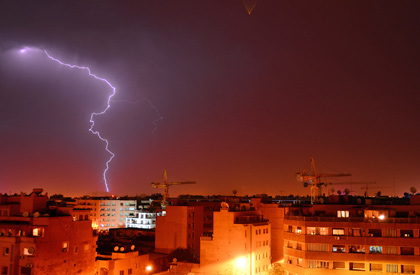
[43,50,115,192]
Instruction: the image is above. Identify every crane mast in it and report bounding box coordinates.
[151,170,196,207]
[297,158,351,204]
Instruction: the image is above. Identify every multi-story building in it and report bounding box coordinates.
[155,205,204,257]
[283,196,420,275]
[199,203,271,275]
[252,198,286,263]
[126,210,165,230]
[76,198,137,230]
[0,189,97,275]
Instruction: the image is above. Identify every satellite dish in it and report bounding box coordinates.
[28,247,35,254]
[33,212,40,218]
[173,258,177,263]
[319,197,325,204]
[131,245,135,251]
[22,212,29,217]
[120,247,125,252]
[114,246,119,252]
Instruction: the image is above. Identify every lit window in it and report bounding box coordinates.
[333,245,345,253]
[386,264,398,273]
[63,242,69,252]
[307,227,316,235]
[319,227,328,235]
[295,227,302,234]
[84,244,90,251]
[337,210,349,218]
[332,228,345,235]
[369,246,382,254]
[349,245,365,253]
[32,228,43,236]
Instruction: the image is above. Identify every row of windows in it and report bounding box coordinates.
[256,228,269,235]
[0,227,43,237]
[100,202,136,206]
[100,208,136,212]
[255,252,269,260]
[288,225,418,238]
[288,258,415,273]
[255,240,270,248]
[286,242,415,255]
[255,265,270,273]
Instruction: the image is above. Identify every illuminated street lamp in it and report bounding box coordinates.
[236,257,246,268]
[145,265,152,273]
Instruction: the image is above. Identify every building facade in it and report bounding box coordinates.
[76,198,137,230]
[283,200,420,275]
[0,190,97,275]
[155,205,204,257]
[199,204,271,275]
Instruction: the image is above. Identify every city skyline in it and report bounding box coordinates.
[1,1,420,197]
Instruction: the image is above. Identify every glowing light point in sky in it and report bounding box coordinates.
[42,50,116,192]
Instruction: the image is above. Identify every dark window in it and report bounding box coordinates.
[21,267,31,275]
[401,247,415,255]
[368,229,382,237]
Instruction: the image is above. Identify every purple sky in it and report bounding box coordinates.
[1,1,420,197]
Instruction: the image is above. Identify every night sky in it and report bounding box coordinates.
[1,1,420,197]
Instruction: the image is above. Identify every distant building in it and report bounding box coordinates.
[199,203,271,275]
[0,189,97,275]
[76,198,137,230]
[283,196,420,275]
[126,210,165,230]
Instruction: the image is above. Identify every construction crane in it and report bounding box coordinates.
[296,158,351,204]
[151,170,196,207]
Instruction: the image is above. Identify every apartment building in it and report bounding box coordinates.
[76,198,137,230]
[155,205,204,257]
[0,189,97,275]
[283,197,420,275]
[126,210,165,230]
[199,203,271,275]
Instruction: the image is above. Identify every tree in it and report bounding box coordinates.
[232,189,238,196]
[344,188,350,195]
[410,186,417,195]
[376,191,382,197]
[337,190,342,195]
[265,263,284,275]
